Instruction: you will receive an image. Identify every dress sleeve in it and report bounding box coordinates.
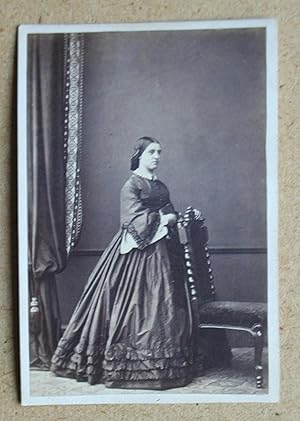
[120,177,161,250]
[120,210,168,254]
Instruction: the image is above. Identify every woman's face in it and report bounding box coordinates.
[139,142,162,171]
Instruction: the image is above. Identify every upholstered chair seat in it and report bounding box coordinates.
[199,301,267,329]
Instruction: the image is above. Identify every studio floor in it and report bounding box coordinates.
[29,348,268,397]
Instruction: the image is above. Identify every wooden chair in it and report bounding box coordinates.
[177,207,267,388]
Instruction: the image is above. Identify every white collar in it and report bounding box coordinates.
[133,168,157,181]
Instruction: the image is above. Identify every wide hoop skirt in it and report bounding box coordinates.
[50,230,196,389]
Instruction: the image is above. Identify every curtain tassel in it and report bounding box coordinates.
[30,296,41,336]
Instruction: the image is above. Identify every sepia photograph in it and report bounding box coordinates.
[18,19,278,405]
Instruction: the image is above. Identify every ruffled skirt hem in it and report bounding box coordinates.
[50,362,197,389]
[50,346,202,388]
[104,376,193,390]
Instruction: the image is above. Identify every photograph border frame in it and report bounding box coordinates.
[18,18,279,405]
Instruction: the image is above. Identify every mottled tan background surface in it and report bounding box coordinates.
[0,0,299,420]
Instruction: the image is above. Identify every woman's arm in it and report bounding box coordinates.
[120,178,161,250]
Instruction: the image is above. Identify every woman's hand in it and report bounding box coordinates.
[193,208,202,220]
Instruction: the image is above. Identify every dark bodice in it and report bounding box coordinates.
[120,173,175,249]
[137,176,171,212]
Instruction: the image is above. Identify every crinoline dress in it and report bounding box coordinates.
[50,172,196,389]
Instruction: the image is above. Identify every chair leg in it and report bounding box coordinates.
[252,323,264,388]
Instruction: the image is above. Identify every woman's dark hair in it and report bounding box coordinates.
[130,136,161,171]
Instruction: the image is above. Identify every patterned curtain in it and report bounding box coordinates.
[28,33,84,369]
[64,34,84,256]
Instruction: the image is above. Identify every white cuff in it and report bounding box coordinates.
[159,212,169,227]
[120,214,169,255]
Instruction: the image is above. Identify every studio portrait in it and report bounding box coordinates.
[18,20,278,405]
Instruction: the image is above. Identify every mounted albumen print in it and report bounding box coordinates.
[18,19,278,405]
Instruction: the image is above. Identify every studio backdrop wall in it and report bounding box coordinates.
[55,29,267,339]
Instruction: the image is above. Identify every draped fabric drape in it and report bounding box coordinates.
[27,33,84,368]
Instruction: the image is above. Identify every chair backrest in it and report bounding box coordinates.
[188,219,216,303]
[177,207,216,305]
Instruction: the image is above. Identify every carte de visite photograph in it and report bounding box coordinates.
[18,19,279,405]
